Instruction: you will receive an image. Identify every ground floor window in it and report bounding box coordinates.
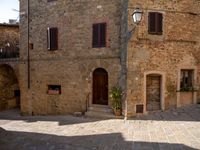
[180,70,194,91]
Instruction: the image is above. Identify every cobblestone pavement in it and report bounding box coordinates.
[0,105,200,150]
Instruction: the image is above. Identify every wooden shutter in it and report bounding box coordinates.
[148,12,163,35]
[93,24,99,47]
[47,27,58,50]
[100,23,106,47]
[148,12,156,33]
[157,13,163,34]
[92,23,106,48]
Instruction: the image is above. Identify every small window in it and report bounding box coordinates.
[47,27,58,50]
[48,85,61,95]
[180,70,194,90]
[14,90,20,97]
[148,12,163,35]
[92,23,106,48]
[136,104,144,113]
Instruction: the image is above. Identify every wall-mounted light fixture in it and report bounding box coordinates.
[128,7,143,39]
[132,8,143,24]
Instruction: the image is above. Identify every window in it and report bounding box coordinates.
[48,85,61,95]
[92,23,106,48]
[180,70,194,89]
[14,90,20,97]
[148,12,163,35]
[47,27,58,50]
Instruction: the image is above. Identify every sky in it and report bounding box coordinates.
[0,0,19,23]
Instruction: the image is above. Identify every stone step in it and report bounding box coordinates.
[85,110,123,119]
[87,106,113,113]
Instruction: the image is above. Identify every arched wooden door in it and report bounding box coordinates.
[93,68,108,105]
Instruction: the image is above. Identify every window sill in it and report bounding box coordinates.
[176,90,197,92]
[47,90,61,95]
[148,32,163,35]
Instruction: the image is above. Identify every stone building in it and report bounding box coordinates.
[19,0,200,117]
[20,0,124,116]
[0,24,20,111]
[126,0,200,117]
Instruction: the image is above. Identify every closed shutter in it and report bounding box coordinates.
[148,12,156,33]
[148,12,163,35]
[157,13,163,34]
[47,27,58,50]
[93,24,99,47]
[100,23,106,47]
[92,23,106,48]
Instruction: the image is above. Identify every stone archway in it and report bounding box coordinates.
[0,64,20,111]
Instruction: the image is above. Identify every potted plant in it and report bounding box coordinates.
[110,86,123,116]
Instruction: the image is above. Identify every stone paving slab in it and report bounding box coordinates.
[0,105,200,150]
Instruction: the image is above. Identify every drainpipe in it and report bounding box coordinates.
[27,0,30,89]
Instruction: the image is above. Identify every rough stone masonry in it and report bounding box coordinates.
[19,0,200,118]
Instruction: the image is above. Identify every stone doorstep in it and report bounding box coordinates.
[85,106,124,119]
[87,106,113,113]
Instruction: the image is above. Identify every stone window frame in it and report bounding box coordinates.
[176,66,197,107]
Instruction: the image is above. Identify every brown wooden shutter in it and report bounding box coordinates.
[157,13,163,34]
[93,24,99,47]
[148,12,163,35]
[100,23,106,47]
[47,27,58,50]
[148,12,156,33]
[92,23,106,48]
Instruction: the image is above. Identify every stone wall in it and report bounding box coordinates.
[20,0,123,115]
[0,24,19,48]
[0,24,20,111]
[126,0,200,117]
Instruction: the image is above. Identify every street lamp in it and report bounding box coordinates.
[128,7,143,39]
[132,8,143,24]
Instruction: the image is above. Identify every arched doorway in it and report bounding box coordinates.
[146,74,161,111]
[93,68,108,105]
[0,64,20,111]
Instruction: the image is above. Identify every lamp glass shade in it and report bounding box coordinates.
[132,8,142,24]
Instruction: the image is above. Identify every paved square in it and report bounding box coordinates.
[0,105,200,150]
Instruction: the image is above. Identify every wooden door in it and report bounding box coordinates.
[93,68,108,105]
[146,75,161,111]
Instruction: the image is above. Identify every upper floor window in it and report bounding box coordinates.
[47,27,58,50]
[148,12,163,35]
[180,70,194,90]
[92,23,106,48]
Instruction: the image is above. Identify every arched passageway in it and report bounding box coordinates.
[0,64,20,111]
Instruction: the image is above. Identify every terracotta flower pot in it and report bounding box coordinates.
[114,109,121,116]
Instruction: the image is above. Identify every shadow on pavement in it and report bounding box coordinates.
[0,127,198,150]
